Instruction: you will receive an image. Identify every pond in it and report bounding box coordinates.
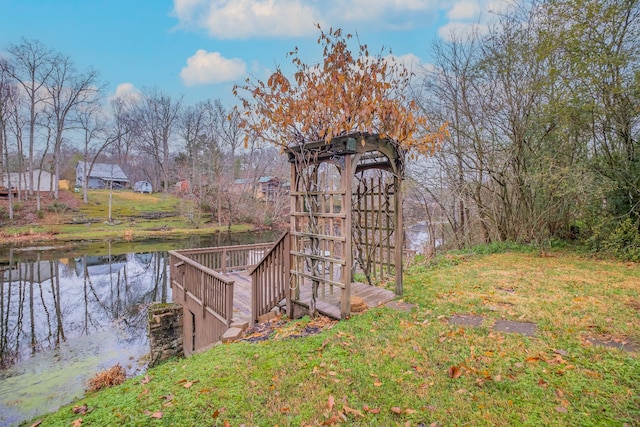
[0,230,280,426]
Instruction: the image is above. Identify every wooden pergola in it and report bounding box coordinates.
[286,131,405,319]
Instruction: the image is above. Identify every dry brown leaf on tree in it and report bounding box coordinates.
[234,26,447,153]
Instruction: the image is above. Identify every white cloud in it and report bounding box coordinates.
[487,0,516,15]
[438,21,488,42]
[111,83,142,102]
[384,53,423,74]
[328,0,438,23]
[172,0,449,38]
[173,0,321,39]
[447,0,481,20]
[180,50,246,86]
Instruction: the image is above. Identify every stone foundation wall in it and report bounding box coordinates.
[148,303,183,367]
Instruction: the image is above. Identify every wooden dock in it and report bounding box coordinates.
[225,270,395,324]
[169,236,398,355]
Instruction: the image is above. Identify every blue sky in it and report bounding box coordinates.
[0,0,499,107]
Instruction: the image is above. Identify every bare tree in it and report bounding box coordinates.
[133,88,183,193]
[4,38,58,197]
[43,54,100,199]
[109,97,137,169]
[0,59,21,220]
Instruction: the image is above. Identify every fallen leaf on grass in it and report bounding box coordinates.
[362,405,381,414]
[448,365,463,379]
[281,407,290,413]
[328,395,335,411]
[29,421,43,427]
[373,380,383,387]
[72,405,89,415]
[405,408,417,414]
[323,414,341,425]
[72,418,82,427]
[177,378,199,388]
[343,405,364,417]
[555,406,568,413]
[391,407,402,414]
[212,409,220,418]
[526,356,540,363]
[140,375,152,385]
[144,410,163,419]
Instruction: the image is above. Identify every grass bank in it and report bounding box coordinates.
[0,190,254,243]
[33,248,639,426]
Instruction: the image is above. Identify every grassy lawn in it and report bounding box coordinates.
[1,190,252,241]
[32,248,639,426]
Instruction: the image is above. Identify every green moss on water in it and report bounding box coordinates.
[0,332,126,425]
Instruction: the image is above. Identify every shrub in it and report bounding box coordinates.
[589,217,640,261]
[86,364,126,392]
[47,201,69,213]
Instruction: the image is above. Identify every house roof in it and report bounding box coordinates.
[80,162,128,182]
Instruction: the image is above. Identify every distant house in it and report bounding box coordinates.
[232,176,286,201]
[76,162,129,189]
[2,170,55,192]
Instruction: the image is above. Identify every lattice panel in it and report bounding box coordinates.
[352,171,397,282]
[289,163,347,299]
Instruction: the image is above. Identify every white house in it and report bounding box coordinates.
[2,170,54,192]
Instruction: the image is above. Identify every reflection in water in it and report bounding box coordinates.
[0,230,279,425]
[0,249,169,426]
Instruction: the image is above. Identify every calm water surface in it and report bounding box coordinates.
[0,230,279,426]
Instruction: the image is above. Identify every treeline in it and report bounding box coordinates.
[1,0,639,258]
[0,40,287,226]
[409,0,639,259]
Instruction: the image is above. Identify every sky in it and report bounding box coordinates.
[0,0,499,108]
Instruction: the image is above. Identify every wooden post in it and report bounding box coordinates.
[289,161,298,307]
[340,154,353,318]
[200,270,206,317]
[222,248,227,273]
[284,231,292,319]
[227,281,234,327]
[394,174,403,296]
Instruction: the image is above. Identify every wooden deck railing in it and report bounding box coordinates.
[250,231,290,324]
[169,251,235,327]
[176,242,274,273]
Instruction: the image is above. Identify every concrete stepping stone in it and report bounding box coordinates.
[493,319,537,337]
[586,337,638,352]
[448,314,485,327]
